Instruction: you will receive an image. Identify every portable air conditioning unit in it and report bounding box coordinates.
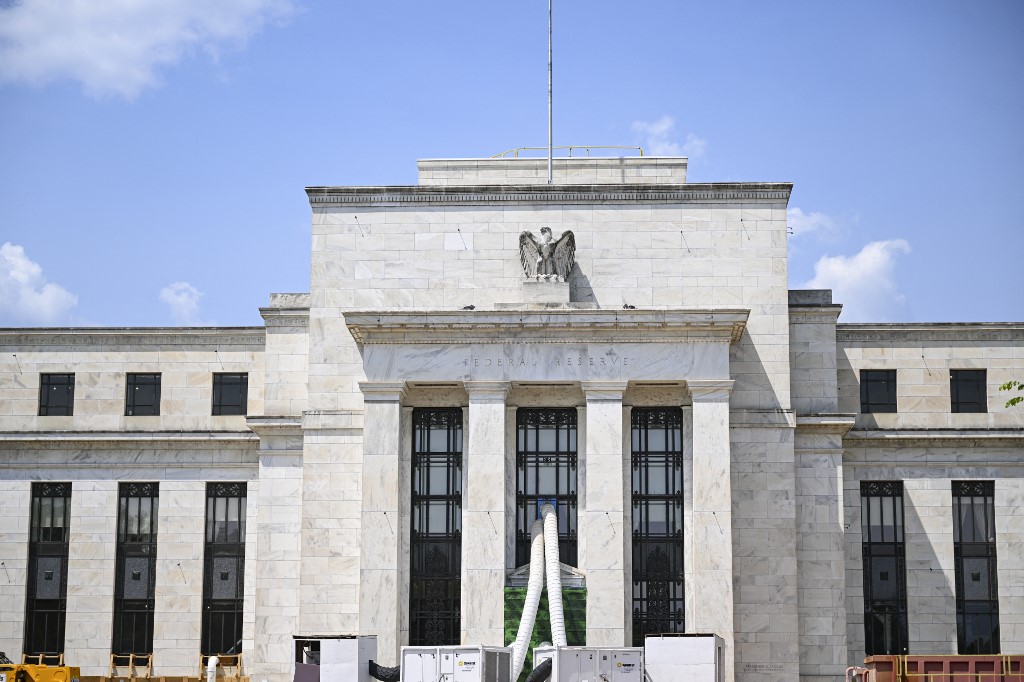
[292,635,377,682]
[401,645,512,682]
[644,633,724,682]
[532,646,643,682]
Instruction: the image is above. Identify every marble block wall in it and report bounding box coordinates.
[0,480,30,658]
[63,481,118,672]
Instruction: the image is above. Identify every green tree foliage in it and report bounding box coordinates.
[1000,380,1024,408]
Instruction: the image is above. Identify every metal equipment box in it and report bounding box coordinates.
[644,633,723,682]
[532,646,643,682]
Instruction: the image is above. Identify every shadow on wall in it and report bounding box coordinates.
[730,328,785,411]
[568,265,596,305]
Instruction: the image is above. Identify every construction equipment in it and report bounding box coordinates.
[0,654,80,682]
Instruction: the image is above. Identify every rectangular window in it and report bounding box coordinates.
[212,374,248,416]
[126,374,161,416]
[860,481,908,656]
[38,374,75,416]
[202,483,246,656]
[631,407,684,647]
[24,482,72,656]
[516,408,578,567]
[409,408,463,646]
[951,370,987,414]
[953,480,999,654]
[860,370,897,414]
[113,483,159,656]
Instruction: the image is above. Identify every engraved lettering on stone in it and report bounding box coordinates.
[519,227,576,281]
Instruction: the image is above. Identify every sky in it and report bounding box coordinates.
[1,0,1022,327]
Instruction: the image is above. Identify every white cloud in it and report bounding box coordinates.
[0,0,295,98]
[632,116,707,160]
[0,242,78,325]
[802,239,912,322]
[787,207,836,238]
[159,281,204,325]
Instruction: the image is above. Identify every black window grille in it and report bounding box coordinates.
[860,481,908,655]
[24,482,71,656]
[860,370,897,414]
[516,408,578,567]
[38,374,75,416]
[202,483,246,655]
[951,370,988,414]
[953,480,1000,654]
[212,374,248,416]
[631,407,684,646]
[126,374,161,416]
[409,408,463,646]
[113,483,159,656]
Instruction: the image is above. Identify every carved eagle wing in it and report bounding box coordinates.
[553,230,576,280]
[519,231,540,278]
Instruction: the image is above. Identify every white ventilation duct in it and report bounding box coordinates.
[511,519,546,680]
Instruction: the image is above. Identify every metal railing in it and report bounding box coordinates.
[492,145,644,158]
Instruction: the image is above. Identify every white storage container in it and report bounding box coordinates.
[401,645,512,682]
[644,633,723,682]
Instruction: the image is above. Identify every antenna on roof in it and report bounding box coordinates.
[547,0,553,185]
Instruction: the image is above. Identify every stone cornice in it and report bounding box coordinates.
[259,307,309,329]
[344,309,748,346]
[845,428,1024,447]
[0,327,265,348]
[306,182,792,207]
[246,416,303,437]
[687,379,734,402]
[795,413,857,434]
[581,380,630,401]
[838,323,1024,343]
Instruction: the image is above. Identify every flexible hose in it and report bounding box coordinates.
[541,503,567,647]
[368,660,401,682]
[524,657,553,682]
[511,518,547,680]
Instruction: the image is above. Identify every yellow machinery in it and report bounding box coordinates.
[0,653,80,682]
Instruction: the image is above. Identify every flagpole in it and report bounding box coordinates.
[547,0,553,185]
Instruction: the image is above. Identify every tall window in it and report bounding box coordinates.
[860,481,908,655]
[953,481,999,654]
[38,374,74,416]
[126,374,161,416]
[860,370,897,414]
[24,482,71,656]
[202,483,246,655]
[409,408,463,646]
[113,483,159,656]
[951,370,987,414]
[212,374,248,416]
[516,408,578,567]
[631,407,684,646]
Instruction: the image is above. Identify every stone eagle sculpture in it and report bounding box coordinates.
[519,227,576,282]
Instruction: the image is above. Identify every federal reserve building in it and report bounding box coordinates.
[0,154,1022,682]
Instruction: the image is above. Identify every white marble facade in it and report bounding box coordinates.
[0,158,1021,682]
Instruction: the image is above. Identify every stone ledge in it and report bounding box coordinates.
[0,328,265,347]
[795,413,857,434]
[344,308,749,345]
[846,428,1024,446]
[0,430,258,443]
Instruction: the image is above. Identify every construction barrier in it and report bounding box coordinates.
[865,655,1024,682]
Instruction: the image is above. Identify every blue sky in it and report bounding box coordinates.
[1,0,1022,327]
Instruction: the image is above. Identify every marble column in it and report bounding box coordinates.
[581,381,630,646]
[688,379,735,681]
[461,381,511,647]
[357,382,406,665]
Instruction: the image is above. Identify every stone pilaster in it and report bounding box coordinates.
[688,379,735,682]
[248,417,304,682]
[581,381,630,646]
[357,382,406,665]
[461,381,511,646]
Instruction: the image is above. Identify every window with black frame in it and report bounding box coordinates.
[38,374,74,416]
[202,483,246,656]
[860,370,897,414]
[126,374,161,416]
[631,407,684,646]
[113,483,159,657]
[24,482,71,656]
[409,408,463,646]
[860,481,908,655]
[951,370,988,414]
[516,408,578,567]
[212,373,248,416]
[953,480,1000,654]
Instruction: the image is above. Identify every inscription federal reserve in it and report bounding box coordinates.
[462,354,631,368]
